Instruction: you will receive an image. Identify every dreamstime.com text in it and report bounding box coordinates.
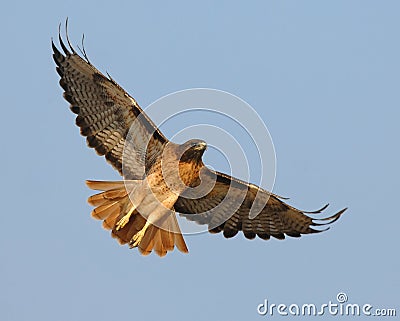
[257,292,396,317]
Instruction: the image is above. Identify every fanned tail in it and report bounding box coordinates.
[86,180,188,257]
[137,213,188,256]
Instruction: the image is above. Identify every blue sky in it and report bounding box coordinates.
[1,1,399,320]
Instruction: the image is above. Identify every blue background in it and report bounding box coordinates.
[1,1,399,320]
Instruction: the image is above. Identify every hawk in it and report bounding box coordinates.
[52,25,346,257]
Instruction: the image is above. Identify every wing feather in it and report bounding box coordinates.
[52,30,167,179]
[176,168,346,241]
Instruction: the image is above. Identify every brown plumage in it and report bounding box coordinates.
[52,22,346,257]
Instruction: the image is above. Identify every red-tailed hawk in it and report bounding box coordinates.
[52,25,346,257]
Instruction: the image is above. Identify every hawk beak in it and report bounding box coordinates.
[194,142,207,150]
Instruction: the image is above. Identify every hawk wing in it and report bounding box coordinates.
[175,168,346,240]
[52,30,167,179]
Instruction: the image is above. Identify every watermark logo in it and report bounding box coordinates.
[257,292,397,317]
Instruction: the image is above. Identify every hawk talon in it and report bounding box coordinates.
[130,221,151,247]
[130,230,144,247]
[116,206,136,231]
[116,215,130,231]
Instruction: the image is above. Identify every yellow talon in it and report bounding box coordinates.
[130,221,151,247]
[115,206,136,230]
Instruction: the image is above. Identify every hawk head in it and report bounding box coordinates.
[179,139,207,163]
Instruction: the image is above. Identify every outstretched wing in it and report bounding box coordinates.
[52,28,167,179]
[175,168,346,240]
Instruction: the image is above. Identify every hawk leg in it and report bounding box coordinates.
[130,220,151,247]
[115,206,136,231]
